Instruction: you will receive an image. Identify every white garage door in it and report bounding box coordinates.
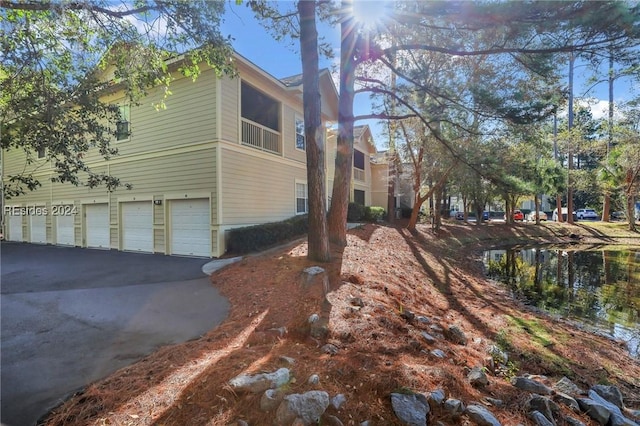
[8,213,23,241]
[56,213,75,246]
[86,204,109,248]
[171,199,210,257]
[30,210,47,244]
[122,201,153,253]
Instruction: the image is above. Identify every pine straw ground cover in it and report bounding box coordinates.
[43,220,640,426]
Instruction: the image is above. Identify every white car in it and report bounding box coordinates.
[576,208,598,220]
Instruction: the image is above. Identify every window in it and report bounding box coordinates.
[37,145,45,159]
[295,117,305,150]
[116,104,130,141]
[296,182,308,214]
[353,149,365,170]
[354,189,365,206]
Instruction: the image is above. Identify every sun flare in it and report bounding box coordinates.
[351,0,391,31]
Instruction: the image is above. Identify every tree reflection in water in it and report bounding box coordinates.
[484,246,639,358]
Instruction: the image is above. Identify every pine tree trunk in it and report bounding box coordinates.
[327,3,356,246]
[298,0,330,261]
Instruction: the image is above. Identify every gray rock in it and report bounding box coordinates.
[553,391,580,412]
[430,324,444,333]
[304,266,325,276]
[609,413,639,426]
[390,392,430,426]
[511,376,553,395]
[488,345,508,364]
[360,422,371,426]
[577,398,611,425]
[443,399,465,418]
[553,377,583,396]
[591,385,624,409]
[279,356,296,365]
[331,393,347,410]
[430,349,446,358]
[324,415,344,426]
[350,297,365,307]
[417,316,431,324]
[229,368,290,393]
[308,313,320,323]
[482,397,504,408]
[465,404,501,426]
[307,374,320,385]
[468,367,489,387]
[321,343,338,355]
[530,410,555,426]
[444,325,468,345]
[565,417,586,426]
[587,390,638,426]
[421,331,437,344]
[527,395,559,424]
[427,389,446,411]
[260,388,284,411]
[400,309,416,322]
[275,391,330,425]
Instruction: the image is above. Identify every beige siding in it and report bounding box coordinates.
[109,71,217,158]
[110,227,119,249]
[371,163,389,209]
[154,228,165,253]
[220,77,239,142]
[108,148,216,198]
[220,145,306,225]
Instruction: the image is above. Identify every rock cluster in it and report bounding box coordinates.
[225,268,639,426]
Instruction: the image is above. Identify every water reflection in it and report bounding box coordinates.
[483,246,640,358]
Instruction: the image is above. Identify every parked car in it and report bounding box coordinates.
[513,210,524,221]
[610,211,626,221]
[576,208,598,220]
[527,211,547,221]
[552,208,576,221]
[455,211,464,220]
[482,211,490,221]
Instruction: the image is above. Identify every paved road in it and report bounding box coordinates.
[1,242,230,426]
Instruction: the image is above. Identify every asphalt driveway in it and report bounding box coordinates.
[1,242,230,426]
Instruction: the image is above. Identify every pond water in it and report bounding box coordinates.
[483,246,640,358]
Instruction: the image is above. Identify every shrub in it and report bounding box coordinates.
[364,206,386,222]
[226,214,309,254]
[347,202,366,222]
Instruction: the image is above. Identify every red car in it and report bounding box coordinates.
[513,210,524,221]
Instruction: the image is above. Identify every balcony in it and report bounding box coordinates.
[241,118,281,155]
[353,168,365,182]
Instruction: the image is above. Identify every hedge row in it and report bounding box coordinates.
[226,214,309,255]
[227,205,387,255]
[347,203,386,222]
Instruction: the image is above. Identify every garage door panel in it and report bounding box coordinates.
[122,202,153,253]
[56,214,75,246]
[171,199,210,257]
[86,204,109,248]
[8,214,23,242]
[30,212,47,244]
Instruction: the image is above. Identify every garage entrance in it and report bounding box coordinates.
[85,204,109,248]
[121,201,153,253]
[170,199,210,257]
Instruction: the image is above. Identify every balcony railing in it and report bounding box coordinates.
[353,168,365,182]
[241,118,282,155]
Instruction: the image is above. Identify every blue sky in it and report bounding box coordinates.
[219,2,637,149]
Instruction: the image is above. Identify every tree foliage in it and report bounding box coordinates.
[1,0,234,197]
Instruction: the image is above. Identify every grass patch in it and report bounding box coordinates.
[504,315,575,377]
